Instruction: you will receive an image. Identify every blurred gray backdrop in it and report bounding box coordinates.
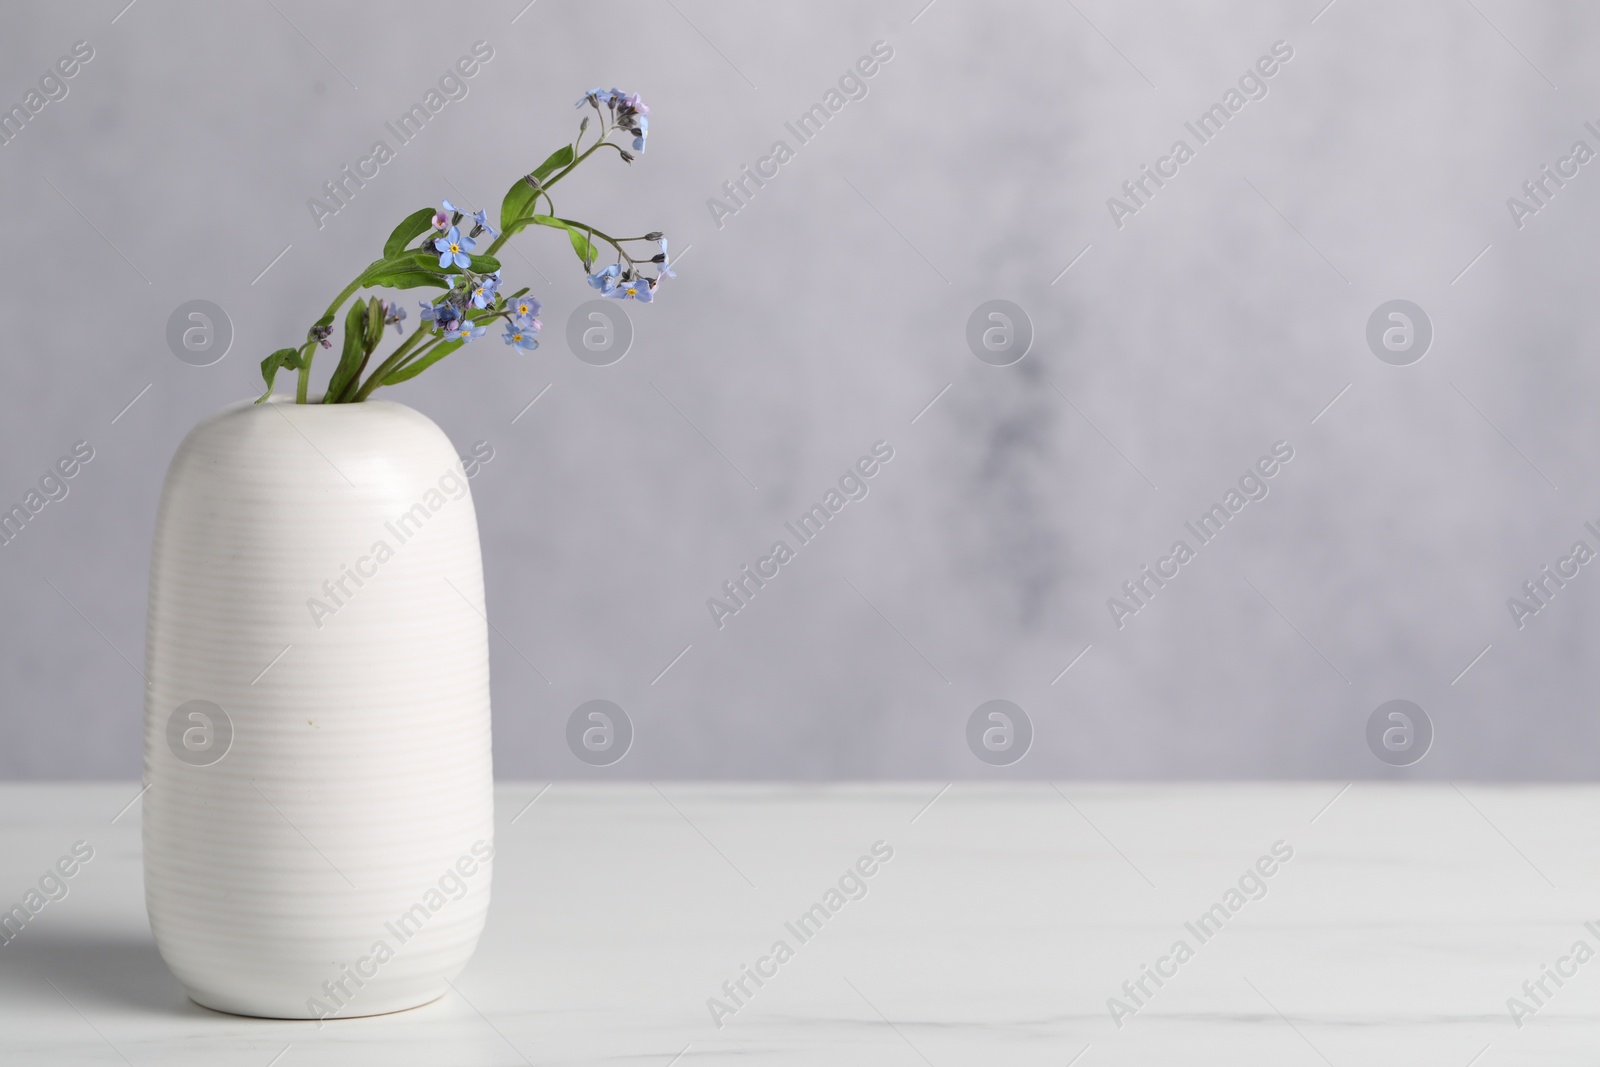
[2,0,1597,779]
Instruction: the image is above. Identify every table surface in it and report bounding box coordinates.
[0,781,1594,1065]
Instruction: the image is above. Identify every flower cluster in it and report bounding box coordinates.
[413,215,496,343]
[503,293,542,351]
[414,201,548,350]
[257,86,664,404]
[578,87,648,154]
[587,262,650,302]
[582,230,673,302]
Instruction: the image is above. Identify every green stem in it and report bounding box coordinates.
[355,304,511,401]
[502,214,645,267]
[339,347,375,404]
[377,337,444,383]
[375,331,440,381]
[485,139,609,257]
[297,275,368,403]
[288,340,316,403]
[549,217,644,264]
[348,327,431,402]
[295,123,638,401]
[543,141,608,191]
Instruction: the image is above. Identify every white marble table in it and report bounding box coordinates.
[0,781,1595,1065]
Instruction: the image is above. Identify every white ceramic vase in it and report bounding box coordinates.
[142,398,494,1019]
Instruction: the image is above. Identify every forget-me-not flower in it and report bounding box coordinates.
[507,294,542,328]
[654,237,675,279]
[422,300,464,334]
[468,273,501,309]
[383,301,407,334]
[502,321,540,351]
[435,226,476,270]
[608,275,653,302]
[586,263,621,293]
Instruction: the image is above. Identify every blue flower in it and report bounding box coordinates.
[586,263,622,293]
[578,87,618,108]
[422,300,464,333]
[471,209,499,238]
[468,272,500,309]
[507,294,542,327]
[382,301,407,334]
[446,317,487,343]
[502,321,540,351]
[655,236,676,279]
[615,92,648,151]
[434,226,476,270]
[608,275,654,303]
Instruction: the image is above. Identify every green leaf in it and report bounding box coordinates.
[358,252,446,291]
[534,143,575,184]
[384,207,437,259]
[365,267,450,290]
[566,224,597,269]
[501,213,562,233]
[366,252,424,280]
[257,347,305,403]
[394,249,438,270]
[501,181,538,236]
[325,301,372,404]
[389,249,499,276]
[382,338,465,385]
[501,145,574,232]
[363,295,385,353]
[502,214,599,269]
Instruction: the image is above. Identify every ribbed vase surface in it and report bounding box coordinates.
[142,398,494,1019]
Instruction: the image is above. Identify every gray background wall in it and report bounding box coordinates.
[1,0,1596,779]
